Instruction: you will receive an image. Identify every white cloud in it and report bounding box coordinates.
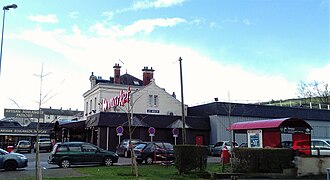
[306,64,330,83]
[5,17,326,118]
[91,18,186,37]
[243,18,251,26]
[69,12,79,19]
[102,11,114,21]
[28,14,59,23]
[132,0,185,10]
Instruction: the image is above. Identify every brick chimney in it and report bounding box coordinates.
[142,66,155,86]
[113,63,121,84]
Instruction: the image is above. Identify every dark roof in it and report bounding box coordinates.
[86,112,210,130]
[188,102,330,121]
[0,121,22,127]
[56,120,85,130]
[27,122,54,130]
[228,117,312,130]
[120,74,143,86]
[95,73,143,86]
[40,108,83,117]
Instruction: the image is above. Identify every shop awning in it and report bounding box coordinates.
[228,117,312,131]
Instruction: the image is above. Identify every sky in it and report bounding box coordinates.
[0,0,329,118]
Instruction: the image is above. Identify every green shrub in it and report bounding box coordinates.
[174,145,209,174]
[232,148,292,173]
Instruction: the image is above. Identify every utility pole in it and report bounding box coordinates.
[179,57,186,144]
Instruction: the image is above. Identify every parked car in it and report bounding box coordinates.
[116,139,142,158]
[0,148,28,171]
[311,139,330,155]
[291,139,330,156]
[34,138,53,152]
[238,142,248,148]
[15,140,32,153]
[48,142,119,168]
[211,141,238,156]
[134,141,174,165]
[291,140,311,156]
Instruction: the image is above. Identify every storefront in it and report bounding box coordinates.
[0,121,52,149]
[52,112,210,151]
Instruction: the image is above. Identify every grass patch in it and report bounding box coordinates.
[40,163,228,180]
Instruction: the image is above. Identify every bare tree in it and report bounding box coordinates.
[310,81,330,104]
[297,81,313,104]
[297,80,330,104]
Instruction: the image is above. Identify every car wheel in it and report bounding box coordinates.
[104,157,113,166]
[145,156,153,165]
[59,159,71,168]
[4,160,17,171]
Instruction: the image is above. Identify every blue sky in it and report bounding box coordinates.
[0,0,329,118]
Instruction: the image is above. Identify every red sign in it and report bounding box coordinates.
[102,87,131,112]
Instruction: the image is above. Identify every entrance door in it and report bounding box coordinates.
[195,135,204,145]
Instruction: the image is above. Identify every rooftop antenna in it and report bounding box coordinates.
[118,59,127,73]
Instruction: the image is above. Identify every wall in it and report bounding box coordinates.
[306,120,330,139]
[209,115,265,145]
[131,81,183,116]
[295,156,330,176]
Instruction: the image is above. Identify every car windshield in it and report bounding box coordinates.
[134,143,146,150]
[39,139,50,142]
[164,143,173,149]
[20,141,30,145]
[0,148,8,154]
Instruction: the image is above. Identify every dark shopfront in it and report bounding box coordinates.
[56,112,211,151]
[0,121,52,149]
[87,112,210,151]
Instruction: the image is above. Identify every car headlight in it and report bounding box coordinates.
[18,155,26,160]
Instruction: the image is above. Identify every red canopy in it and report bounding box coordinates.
[228,117,312,131]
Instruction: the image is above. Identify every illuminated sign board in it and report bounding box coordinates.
[102,87,131,112]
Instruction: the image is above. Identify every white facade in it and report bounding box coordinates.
[83,79,185,118]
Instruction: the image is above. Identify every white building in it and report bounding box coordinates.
[83,64,185,119]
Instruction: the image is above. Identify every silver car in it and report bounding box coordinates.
[211,141,238,156]
[0,148,28,171]
[116,139,142,158]
[311,139,330,155]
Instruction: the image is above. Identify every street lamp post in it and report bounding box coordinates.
[0,4,17,75]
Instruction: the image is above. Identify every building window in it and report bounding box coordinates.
[85,102,88,116]
[148,94,159,107]
[90,99,92,114]
[154,95,158,106]
[149,95,153,106]
[94,97,97,113]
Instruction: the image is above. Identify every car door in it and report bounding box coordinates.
[67,144,84,164]
[82,143,102,164]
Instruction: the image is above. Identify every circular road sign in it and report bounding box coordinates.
[148,127,156,135]
[116,126,124,134]
[172,128,179,136]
